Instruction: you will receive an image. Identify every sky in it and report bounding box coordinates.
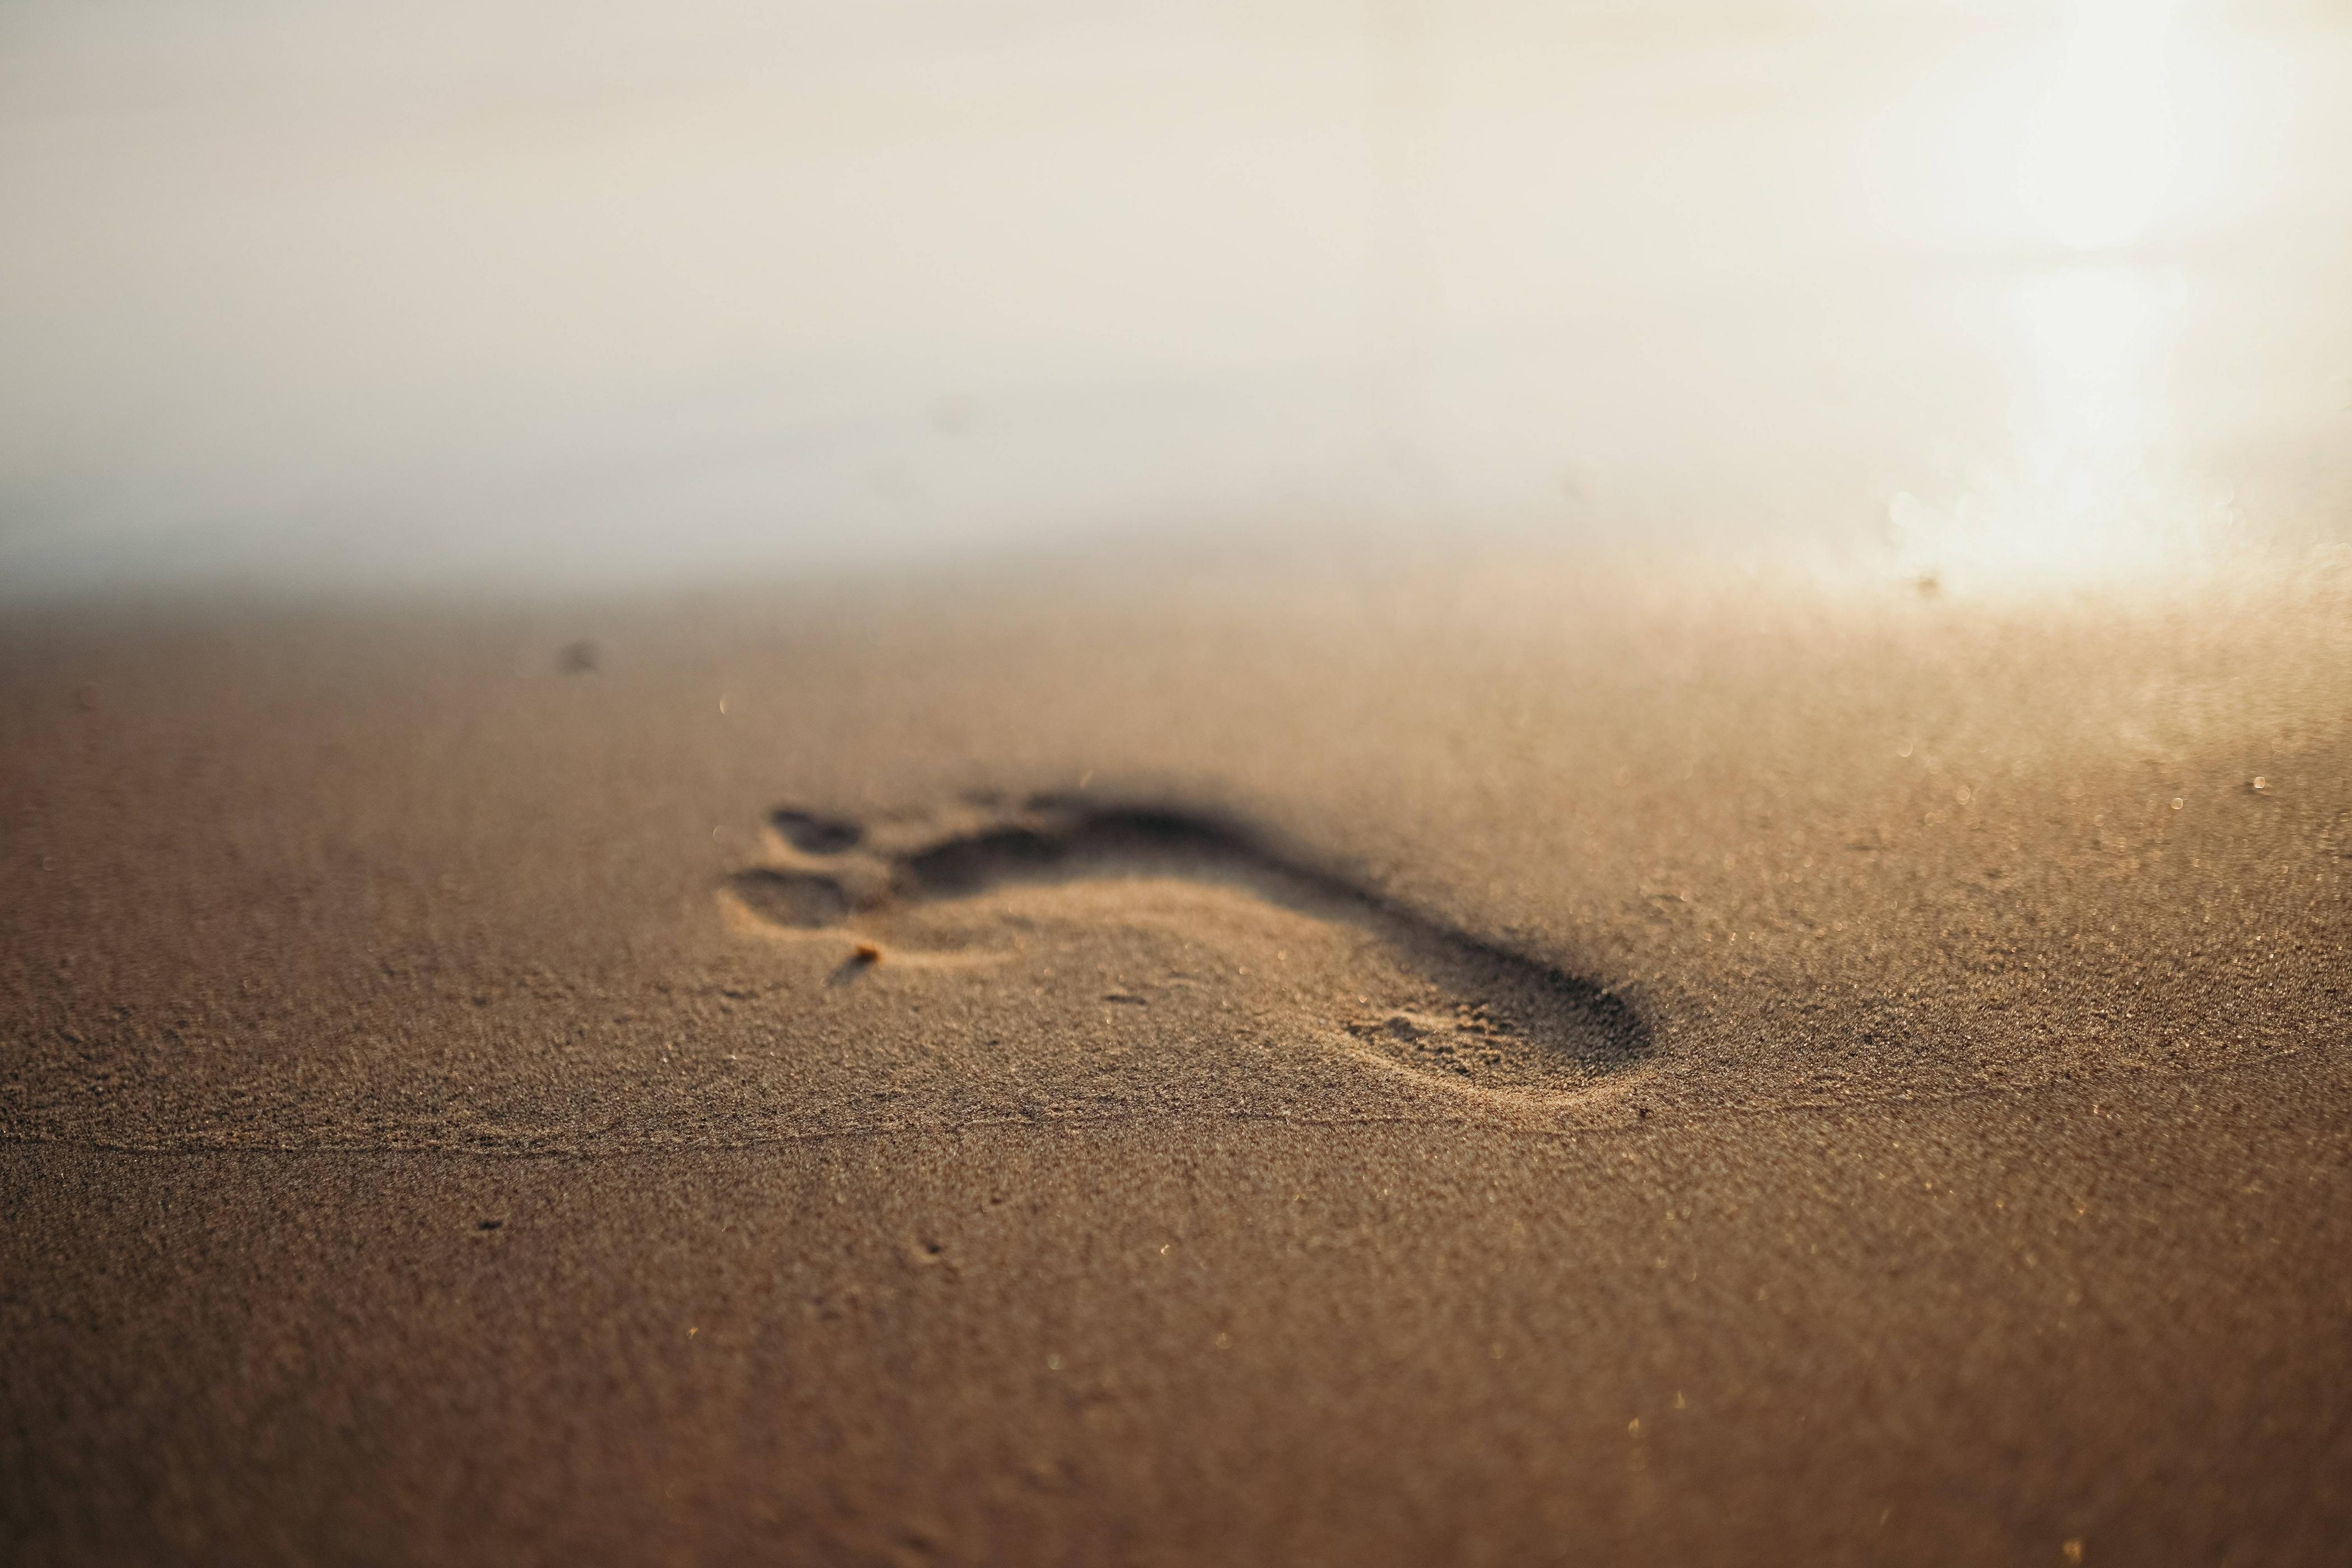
[4,0,2350,595]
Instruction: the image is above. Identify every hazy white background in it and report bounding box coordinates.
[3,0,2349,594]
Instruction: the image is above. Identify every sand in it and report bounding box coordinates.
[6,549,2351,1563]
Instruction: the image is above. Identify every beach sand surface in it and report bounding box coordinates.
[6,553,2350,1563]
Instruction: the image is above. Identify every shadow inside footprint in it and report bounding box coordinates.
[727,796,1650,1096]
[769,809,865,855]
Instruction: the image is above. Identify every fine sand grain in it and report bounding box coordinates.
[4,550,2350,1563]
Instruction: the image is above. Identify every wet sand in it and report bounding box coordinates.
[6,550,2351,1563]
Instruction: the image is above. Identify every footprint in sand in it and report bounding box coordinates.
[722,795,1649,1099]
